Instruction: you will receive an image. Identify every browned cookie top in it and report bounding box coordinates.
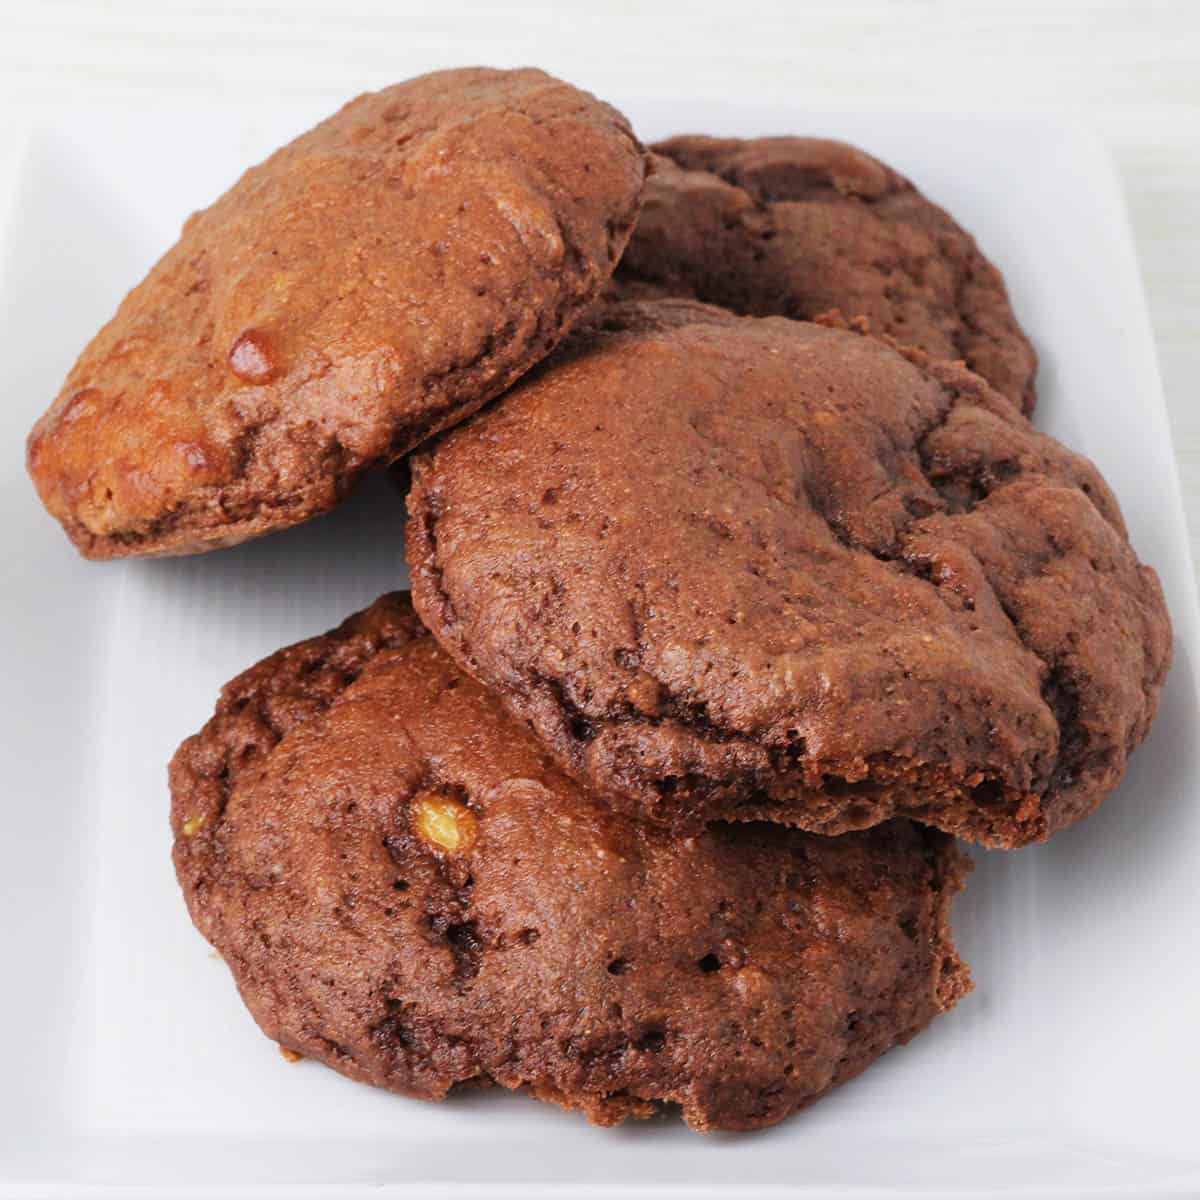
[407,301,1170,847]
[170,593,970,1133]
[612,137,1037,413]
[28,68,647,558]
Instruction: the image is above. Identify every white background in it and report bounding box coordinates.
[2,0,1199,568]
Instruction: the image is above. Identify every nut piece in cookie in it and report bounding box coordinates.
[407,300,1171,847]
[612,136,1037,412]
[170,593,971,1133]
[28,67,648,558]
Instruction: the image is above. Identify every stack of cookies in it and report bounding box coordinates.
[26,68,1172,1133]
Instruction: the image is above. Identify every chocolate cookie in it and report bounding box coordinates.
[28,68,647,558]
[407,301,1170,847]
[611,137,1037,412]
[170,593,971,1133]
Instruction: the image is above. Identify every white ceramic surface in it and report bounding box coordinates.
[1,101,1198,1199]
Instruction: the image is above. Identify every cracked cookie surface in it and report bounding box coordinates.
[28,67,647,558]
[611,137,1037,412]
[407,301,1171,846]
[170,592,970,1133]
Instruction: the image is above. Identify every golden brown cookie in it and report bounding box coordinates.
[28,68,647,558]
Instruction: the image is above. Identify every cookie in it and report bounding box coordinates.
[27,68,647,558]
[611,137,1037,412]
[407,301,1171,847]
[170,593,971,1133]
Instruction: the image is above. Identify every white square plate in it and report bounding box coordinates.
[2,98,1198,1200]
